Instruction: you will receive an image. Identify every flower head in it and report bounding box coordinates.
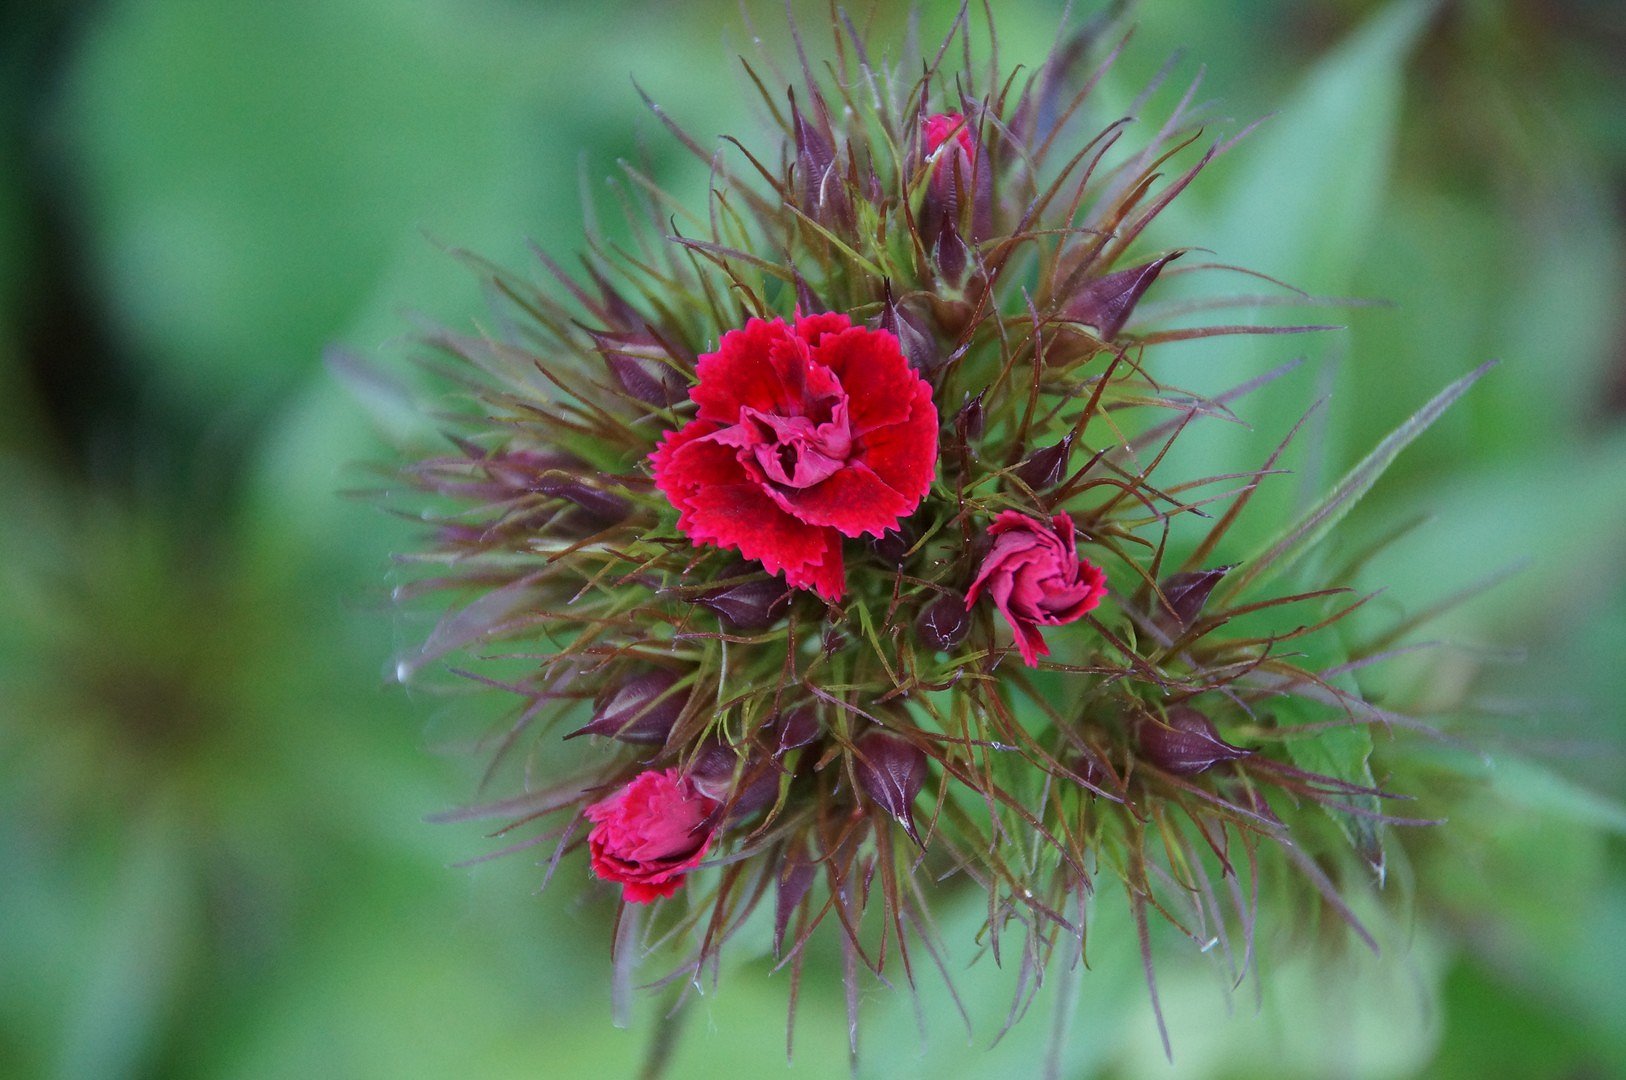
[395,4,1493,1060]
[649,313,937,599]
[966,511,1108,666]
[585,769,719,903]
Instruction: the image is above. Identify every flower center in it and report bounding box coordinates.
[738,398,853,490]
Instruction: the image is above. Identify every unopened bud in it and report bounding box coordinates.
[1013,433,1074,491]
[791,94,850,228]
[533,470,631,526]
[1063,251,1182,341]
[687,739,778,817]
[1068,750,1111,791]
[566,669,685,744]
[1153,566,1231,633]
[774,839,817,957]
[878,283,942,373]
[588,328,687,408]
[855,730,929,846]
[867,520,918,568]
[768,707,820,756]
[916,590,971,651]
[934,216,969,284]
[955,390,986,442]
[1137,705,1248,775]
[696,574,790,630]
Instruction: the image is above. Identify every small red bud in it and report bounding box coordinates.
[687,739,778,817]
[933,217,969,284]
[791,92,850,229]
[566,670,685,744]
[855,730,929,846]
[867,519,918,567]
[774,839,817,957]
[533,471,631,526]
[916,590,971,651]
[1063,252,1182,341]
[878,283,942,374]
[1153,566,1232,633]
[587,327,688,408]
[1137,705,1249,775]
[1013,433,1074,491]
[1068,750,1111,791]
[768,707,820,755]
[955,389,986,442]
[695,573,791,630]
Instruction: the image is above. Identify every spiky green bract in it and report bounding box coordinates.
[391,5,1487,1058]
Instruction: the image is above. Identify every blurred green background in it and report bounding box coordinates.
[3,0,1624,1077]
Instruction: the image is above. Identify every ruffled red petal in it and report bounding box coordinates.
[652,312,938,603]
[690,318,797,424]
[793,310,853,346]
[650,420,740,494]
[767,461,912,539]
[681,481,833,584]
[781,530,845,601]
[855,381,938,506]
[813,325,918,435]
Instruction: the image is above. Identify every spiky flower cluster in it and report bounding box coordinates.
[394,7,1485,1053]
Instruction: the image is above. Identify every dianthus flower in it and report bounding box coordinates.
[585,769,719,904]
[967,511,1108,666]
[649,313,937,599]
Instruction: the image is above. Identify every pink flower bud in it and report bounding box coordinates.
[965,511,1107,666]
[585,768,719,903]
[922,111,976,218]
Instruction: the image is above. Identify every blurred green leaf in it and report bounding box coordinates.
[1486,755,1626,835]
[1223,359,1492,600]
[55,796,194,1080]
[1154,0,1436,555]
[57,0,556,418]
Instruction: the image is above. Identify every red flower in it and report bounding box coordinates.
[650,314,938,600]
[966,511,1107,666]
[585,768,719,904]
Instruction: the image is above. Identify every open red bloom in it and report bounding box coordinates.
[966,511,1107,666]
[585,768,719,904]
[650,314,938,599]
